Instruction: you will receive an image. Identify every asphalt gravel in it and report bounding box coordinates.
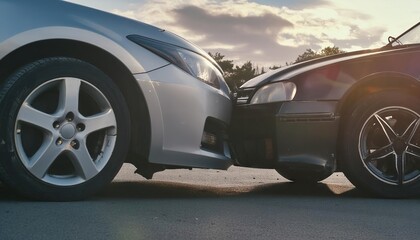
[1,164,419,240]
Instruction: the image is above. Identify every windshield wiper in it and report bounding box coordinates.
[388,36,403,46]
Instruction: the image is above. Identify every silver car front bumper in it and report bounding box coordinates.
[134,64,232,169]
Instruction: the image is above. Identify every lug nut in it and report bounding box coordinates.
[66,112,74,122]
[76,123,85,132]
[56,138,63,146]
[70,140,79,149]
[53,121,60,129]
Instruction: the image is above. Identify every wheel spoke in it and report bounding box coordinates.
[395,154,405,185]
[17,103,56,132]
[58,78,81,113]
[375,114,397,142]
[364,144,394,162]
[28,139,62,179]
[402,118,420,142]
[406,144,420,158]
[70,142,99,180]
[81,109,116,136]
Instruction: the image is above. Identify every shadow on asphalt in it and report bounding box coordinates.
[0,182,20,201]
[0,180,371,201]
[96,181,370,199]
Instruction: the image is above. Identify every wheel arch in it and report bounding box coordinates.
[0,39,151,165]
[337,72,420,115]
[336,71,420,169]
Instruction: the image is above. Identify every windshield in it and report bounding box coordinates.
[389,22,420,47]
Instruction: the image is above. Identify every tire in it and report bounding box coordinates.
[0,57,130,201]
[342,91,420,198]
[275,168,331,183]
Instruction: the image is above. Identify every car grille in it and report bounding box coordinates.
[235,88,255,105]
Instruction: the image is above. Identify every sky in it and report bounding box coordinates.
[67,0,420,67]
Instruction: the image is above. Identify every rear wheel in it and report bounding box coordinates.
[0,57,130,201]
[342,91,420,198]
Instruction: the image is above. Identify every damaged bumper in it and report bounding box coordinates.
[231,100,339,174]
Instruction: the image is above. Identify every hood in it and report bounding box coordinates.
[241,47,396,88]
[2,0,214,64]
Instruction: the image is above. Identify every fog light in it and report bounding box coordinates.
[201,131,217,146]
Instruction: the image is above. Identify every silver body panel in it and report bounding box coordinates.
[135,65,231,169]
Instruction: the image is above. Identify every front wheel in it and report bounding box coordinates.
[0,57,130,201]
[342,91,420,198]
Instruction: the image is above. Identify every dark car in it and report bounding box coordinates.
[231,22,420,198]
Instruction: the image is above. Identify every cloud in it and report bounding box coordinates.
[110,0,416,67]
[276,10,388,56]
[171,5,295,64]
[112,0,322,65]
[254,0,328,9]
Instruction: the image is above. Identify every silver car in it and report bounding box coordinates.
[0,0,232,201]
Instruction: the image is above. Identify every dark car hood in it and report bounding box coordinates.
[241,47,402,88]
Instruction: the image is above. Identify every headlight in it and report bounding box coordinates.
[250,82,296,104]
[127,34,222,89]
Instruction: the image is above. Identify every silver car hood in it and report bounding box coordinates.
[1,0,214,64]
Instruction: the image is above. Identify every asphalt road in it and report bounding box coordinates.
[1,164,420,240]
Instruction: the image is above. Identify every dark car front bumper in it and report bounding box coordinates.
[231,100,340,174]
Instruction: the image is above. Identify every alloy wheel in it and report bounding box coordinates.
[359,106,420,185]
[14,77,117,186]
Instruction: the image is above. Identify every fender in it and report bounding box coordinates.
[0,26,168,73]
[336,71,420,115]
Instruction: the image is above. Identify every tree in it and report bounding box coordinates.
[320,46,345,56]
[209,52,258,89]
[269,65,281,70]
[208,52,234,77]
[294,46,345,63]
[294,49,318,63]
[230,61,256,87]
[260,66,266,74]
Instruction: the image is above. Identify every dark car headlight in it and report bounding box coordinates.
[250,82,296,104]
[127,35,222,89]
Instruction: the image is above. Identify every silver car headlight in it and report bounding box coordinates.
[250,82,296,104]
[127,35,222,89]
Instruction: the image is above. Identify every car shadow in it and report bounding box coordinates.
[95,180,370,200]
[0,182,20,201]
[0,180,374,201]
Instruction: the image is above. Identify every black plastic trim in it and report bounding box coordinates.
[231,101,339,172]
